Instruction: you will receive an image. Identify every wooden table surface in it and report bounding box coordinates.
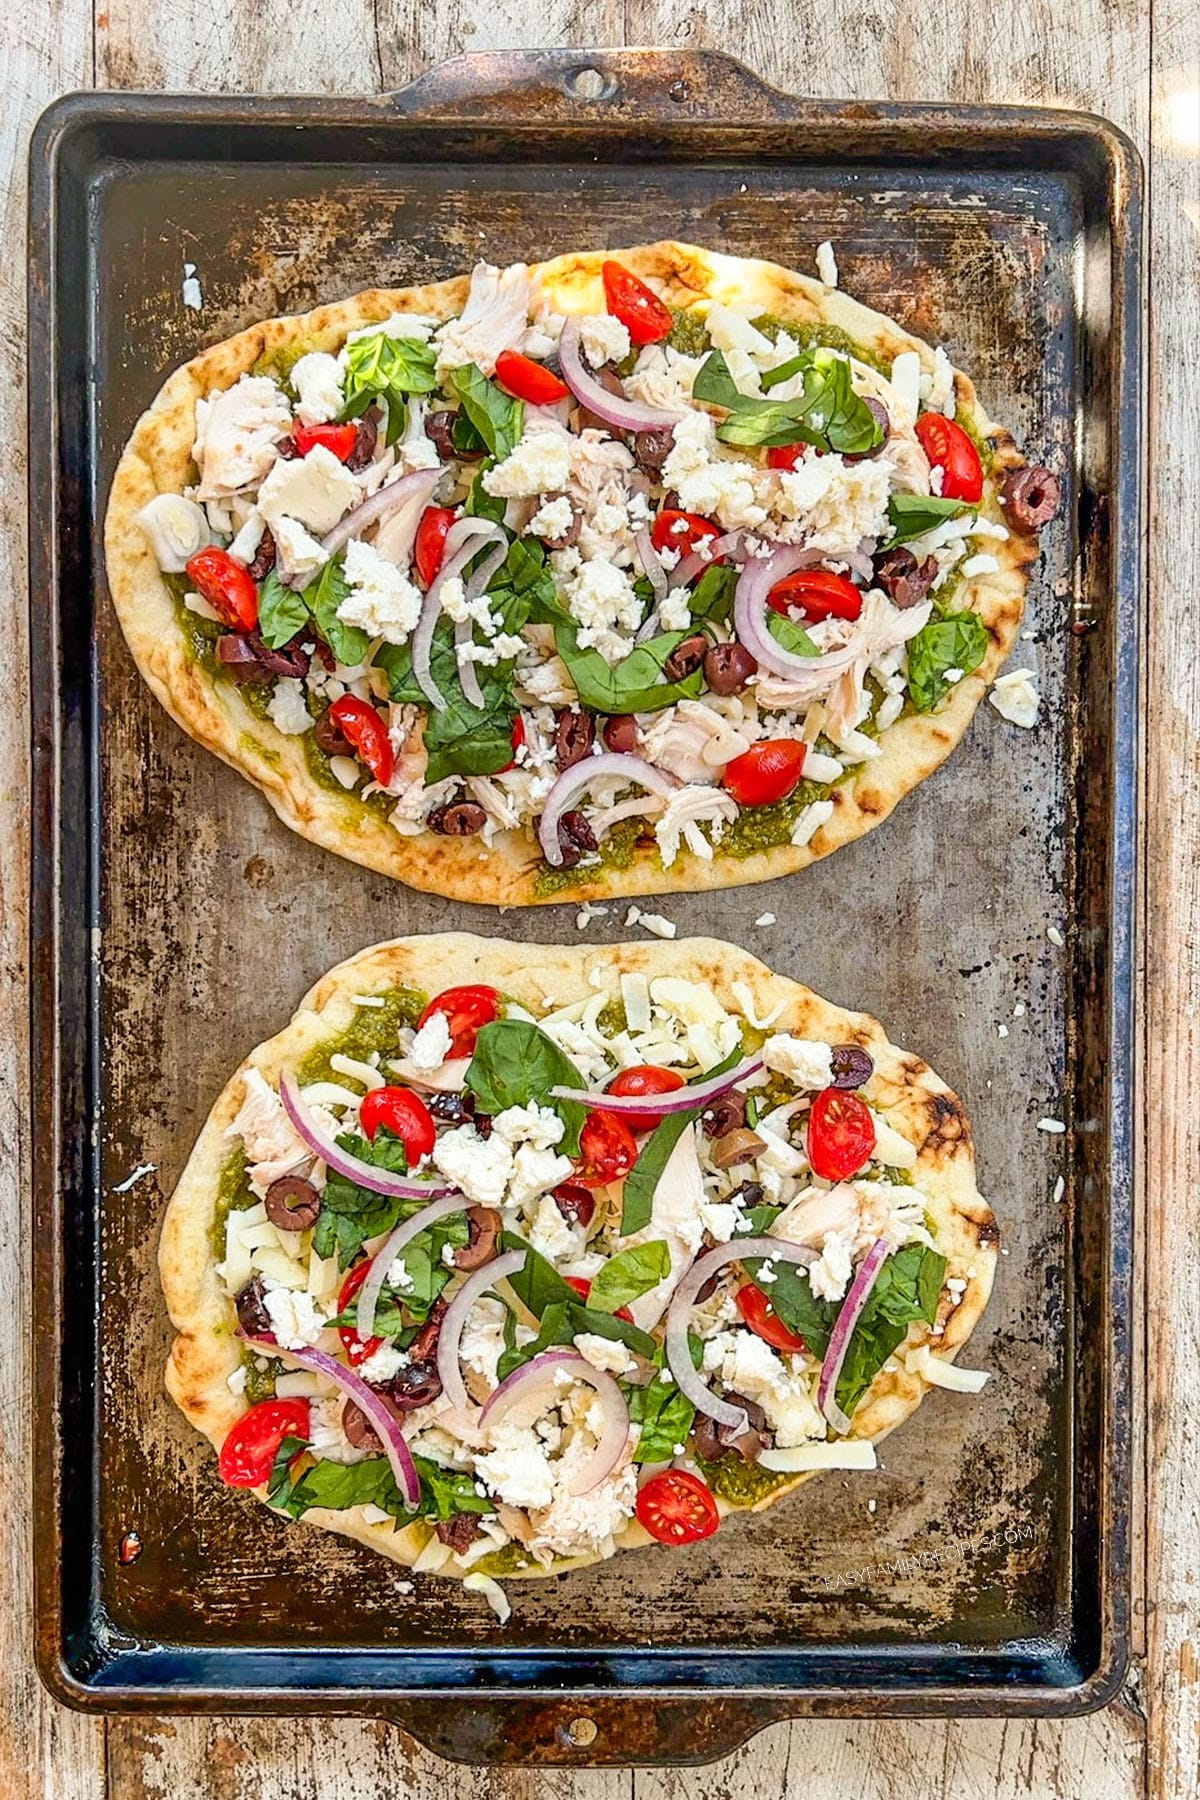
[5,2,1196,1795]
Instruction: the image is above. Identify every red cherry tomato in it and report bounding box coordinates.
[736,1283,807,1354]
[722,740,808,808]
[185,546,258,632]
[914,414,984,503]
[807,1087,877,1181]
[604,1065,686,1133]
[417,984,501,1058]
[292,422,357,462]
[414,505,457,590]
[766,443,808,471]
[650,509,722,561]
[328,695,394,787]
[576,1110,639,1189]
[494,349,570,406]
[601,261,673,347]
[218,1398,310,1487]
[337,1259,385,1367]
[498,715,525,774]
[767,569,863,624]
[358,1086,437,1162]
[636,1469,720,1546]
[563,1274,633,1324]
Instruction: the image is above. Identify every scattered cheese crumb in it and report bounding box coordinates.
[637,911,677,940]
[815,241,839,288]
[182,263,203,310]
[1053,1176,1066,1203]
[754,912,776,928]
[1013,1003,1026,1019]
[463,1571,511,1624]
[997,1024,1009,1039]
[1037,1118,1066,1134]
[1047,925,1064,947]
[989,667,1040,729]
[867,1498,877,1515]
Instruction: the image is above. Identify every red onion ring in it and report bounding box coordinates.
[279,1069,457,1201]
[664,1238,817,1437]
[415,518,509,713]
[453,620,486,708]
[551,1054,763,1116]
[666,531,746,592]
[818,1236,890,1434]
[436,1248,528,1410]
[478,1350,630,1497]
[636,527,669,601]
[355,1194,469,1344]
[558,319,684,432]
[243,1338,420,1508]
[318,466,442,561]
[537,753,679,867]
[733,547,867,683]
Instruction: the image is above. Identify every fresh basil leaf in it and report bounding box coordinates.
[767,610,821,657]
[906,610,989,713]
[553,623,705,715]
[586,1241,671,1315]
[375,623,518,782]
[695,348,884,456]
[495,1299,573,1382]
[413,1453,495,1520]
[620,1110,703,1235]
[833,1244,946,1415]
[742,1257,837,1358]
[465,463,508,524]
[311,1128,411,1267]
[687,562,738,623]
[885,492,973,545]
[466,1020,586,1155]
[629,1373,696,1463]
[301,558,369,669]
[272,1451,409,1522]
[266,1434,309,1509]
[499,1231,578,1318]
[257,568,311,650]
[570,1305,657,1361]
[446,364,525,461]
[339,329,438,445]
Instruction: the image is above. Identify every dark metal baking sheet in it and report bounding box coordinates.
[29,48,1140,1764]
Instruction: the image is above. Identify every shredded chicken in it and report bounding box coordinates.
[654,784,738,867]
[225,1067,314,1197]
[193,376,291,499]
[640,701,733,784]
[620,1123,705,1328]
[435,262,532,377]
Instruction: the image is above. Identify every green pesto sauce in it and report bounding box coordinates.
[251,334,329,394]
[209,1148,257,1257]
[750,312,889,376]
[715,778,835,860]
[861,1161,915,1187]
[667,308,713,358]
[696,1453,795,1508]
[596,998,628,1037]
[301,734,394,822]
[533,817,643,898]
[295,987,429,1087]
[470,1542,534,1578]
[241,1348,281,1404]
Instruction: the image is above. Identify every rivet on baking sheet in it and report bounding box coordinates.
[562,1715,597,1747]
[118,1531,143,1564]
[566,67,608,102]
[668,80,691,104]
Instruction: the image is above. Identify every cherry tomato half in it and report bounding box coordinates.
[292,422,358,461]
[736,1282,807,1354]
[722,740,808,808]
[564,1274,633,1324]
[914,414,984,503]
[576,1110,639,1189]
[185,546,258,632]
[358,1085,436,1162]
[498,715,525,774]
[494,349,570,406]
[604,1065,686,1133]
[767,568,863,624]
[807,1086,876,1182]
[337,1259,385,1367]
[766,443,808,471]
[414,505,457,590]
[328,695,394,787]
[218,1397,310,1487]
[417,985,501,1059]
[650,509,721,561]
[636,1469,720,1546]
[601,261,673,347]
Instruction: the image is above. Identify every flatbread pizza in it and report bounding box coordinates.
[161,933,998,1617]
[106,242,1060,905]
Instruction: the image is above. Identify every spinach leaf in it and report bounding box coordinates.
[767,610,821,658]
[906,611,989,713]
[694,348,884,456]
[266,1434,310,1510]
[885,492,973,545]
[465,1019,586,1154]
[311,1128,416,1269]
[464,462,508,524]
[629,1374,697,1463]
[486,535,557,629]
[257,569,311,650]
[742,1257,837,1358]
[445,364,525,461]
[495,1299,573,1382]
[620,1110,703,1235]
[833,1244,946,1415]
[273,1452,411,1522]
[381,1215,470,1321]
[497,1232,657,1364]
[301,558,369,669]
[375,623,518,782]
[339,329,438,445]
[553,623,705,715]
[500,1231,578,1318]
[688,563,738,623]
[413,1454,495,1520]
[586,1241,671,1315]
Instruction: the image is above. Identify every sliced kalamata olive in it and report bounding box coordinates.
[429,799,488,837]
[845,398,891,462]
[216,634,272,683]
[554,1183,596,1227]
[662,633,709,682]
[694,1271,721,1303]
[1002,465,1061,531]
[873,545,938,609]
[408,1295,448,1364]
[473,1112,493,1140]
[692,1390,770,1464]
[704,642,757,695]
[538,492,580,551]
[248,631,310,678]
[632,426,676,473]
[427,409,480,462]
[435,1513,483,1553]
[247,526,277,581]
[276,436,300,461]
[602,714,639,754]
[729,1179,765,1209]
[387,1360,443,1411]
[454,1206,502,1271]
[829,1044,874,1090]
[314,705,355,757]
[543,808,598,871]
[235,1275,272,1339]
[711,1127,768,1169]
[342,1398,383,1451]
[427,1090,476,1126]
[345,410,379,472]
[555,707,595,769]
[701,1091,748,1139]
[577,364,627,434]
[263,1174,322,1232]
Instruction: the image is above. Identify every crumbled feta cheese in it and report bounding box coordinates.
[257,443,359,534]
[459,1296,509,1390]
[525,1189,582,1258]
[989,668,1040,729]
[408,1009,452,1073]
[528,494,573,541]
[1047,924,1065,947]
[266,678,312,736]
[337,538,423,645]
[661,411,767,532]
[705,303,773,357]
[755,912,776,928]
[482,428,571,499]
[227,507,265,568]
[261,1286,328,1350]
[346,310,438,344]
[356,1343,407,1384]
[272,515,328,585]
[560,556,642,660]
[1053,1175,1066,1204]
[475,1421,556,1509]
[708,1330,825,1447]
[808,1229,854,1302]
[998,1023,1009,1039]
[764,1034,834,1091]
[815,241,839,288]
[637,912,677,940]
[492,1103,565,1151]
[573,1332,637,1376]
[290,351,345,426]
[431,1126,514,1207]
[961,552,1001,578]
[182,263,203,310]
[889,351,922,426]
[579,313,631,367]
[772,452,892,552]
[1037,1118,1067,1134]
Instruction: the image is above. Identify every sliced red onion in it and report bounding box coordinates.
[453,620,486,708]
[664,1239,817,1436]
[279,1069,457,1201]
[410,583,449,712]
[551,1054,763,1115]
[355,1194,469,1344]
[558,319,684,432]
[818,1237,890,1434]
[667,531,746,592]
[318,466,442,560]
[537,752,679,867]
[636,527,669,601]
[436,1248,528,1410]
[478,1351,629,1496]
[734,547,867,683]
[243,1338,419,1508]
[417,518,509,713]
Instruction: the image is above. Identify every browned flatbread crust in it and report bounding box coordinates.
[106,241,1035,906]
[160,933,998,1580]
